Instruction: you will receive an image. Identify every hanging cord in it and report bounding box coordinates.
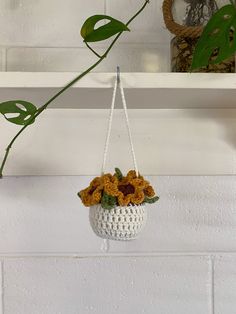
[101,69,139,176]
[119,80,139,177]
[101,79,118,175]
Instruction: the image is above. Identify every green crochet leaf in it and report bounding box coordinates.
[143,196,159,204]
[101,192,117,210]
[115,167,123,181]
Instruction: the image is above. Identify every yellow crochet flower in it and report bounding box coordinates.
[78,168,158,208]
[78,188,91,206]
[79,177,103,207]
[118,193,132,206]
[130,190,145,204]
[130,178,149,190]
[126,170,137,180]
[117,179,143,206]
[144,185,155,197]
[117,170,156,205]
[126,170,148,186]
[126,170,156,199]
[90,177,103,189]
[103,174,120,197]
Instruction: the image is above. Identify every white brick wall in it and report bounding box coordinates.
[1,175,236,254]
[1,109,236,176]
[0,175,236,313]
[0,0,170,72]
[0,0,235,313]
[3,257,210,314]
[6,45,170,72]
[214,256,236,314]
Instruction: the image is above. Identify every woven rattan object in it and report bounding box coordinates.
[162,0,203,38]
[89,204,147,241]
[163,0,235,72]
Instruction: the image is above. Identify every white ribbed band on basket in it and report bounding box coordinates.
[90,204,147,241]
[89,72,147,241]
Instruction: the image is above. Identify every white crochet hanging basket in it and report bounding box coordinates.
[89,70,147,241]
[89,204,147,241]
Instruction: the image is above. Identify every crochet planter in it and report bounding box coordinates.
[78,78,159,241]
[89,204,147,241]
[78,168,159,241]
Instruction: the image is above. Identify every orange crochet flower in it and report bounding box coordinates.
[130,190,145,204]
[79,177,103,207]
[144,185,155,197]
[126,170,156,199]
[103,174,120,197]
[118,193,132,206]
[126,170,148,186]
[78,168,158,208]
[78,188,91,206]
[117,179,145,206]
[127,170,137,180]
[90,177,103,189]
[130,178,149,190]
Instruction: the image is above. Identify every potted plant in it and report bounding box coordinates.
[162,0,235,72]
[78,168,159,240]
[191,2,236,70]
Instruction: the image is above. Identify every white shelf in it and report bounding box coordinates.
[0,72,236,109]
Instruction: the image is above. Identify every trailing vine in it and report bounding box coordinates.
[0,0,150,178]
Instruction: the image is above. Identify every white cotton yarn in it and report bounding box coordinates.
[89,204,147,241]
[89,72,147,241]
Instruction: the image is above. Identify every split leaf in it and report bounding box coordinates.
[0,100,37,125]
[81,15,129,42]
[191,4,236,70]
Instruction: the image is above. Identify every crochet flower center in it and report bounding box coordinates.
[88,187,96,195]
[118,184,135,196]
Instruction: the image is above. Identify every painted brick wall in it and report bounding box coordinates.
[0,109,236,313]
[0,1,235,314]
[1,175,236,314]
[0,0,170,72]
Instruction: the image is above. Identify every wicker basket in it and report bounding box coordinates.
[89,204,147,241]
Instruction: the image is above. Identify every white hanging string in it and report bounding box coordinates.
[119,80,139,176]
[101,78,118,175]
[101,71,139,176]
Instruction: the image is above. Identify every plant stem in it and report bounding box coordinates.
[0,0,150,178]
[85,42,102,58]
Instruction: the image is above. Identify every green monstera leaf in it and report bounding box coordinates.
[81,15,129,42]
[0,100,37,125]
[191,4,236,70]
